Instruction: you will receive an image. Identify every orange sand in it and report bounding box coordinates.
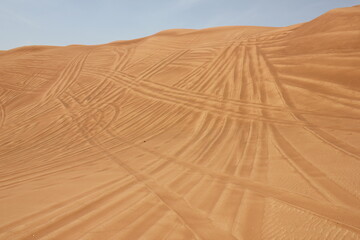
[0,5,359,240]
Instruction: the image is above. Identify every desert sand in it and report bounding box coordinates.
[0,5,360,240]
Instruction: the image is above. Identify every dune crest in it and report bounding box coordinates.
[0,5,359,240]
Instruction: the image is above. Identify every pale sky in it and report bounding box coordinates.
[1,0,358,50]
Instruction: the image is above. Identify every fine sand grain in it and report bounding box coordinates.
[0,5,359,240]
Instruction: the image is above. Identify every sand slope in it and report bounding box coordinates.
[0,5,360,240]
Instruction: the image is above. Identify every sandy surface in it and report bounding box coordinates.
[0,5,360,240]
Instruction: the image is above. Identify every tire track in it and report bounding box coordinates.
[135,50,190,82]
[57,94,238,240]
[191,44,237,92]
[0,177,135,239]
[257,47,360,160]
[234,45,268,238]
[83,67,359,121]
[17,179,146,240]
[103,130,360,234]
[83,68,360,131]
[91,136,238,240]
[270,125,360,208]
[42,51,91,102]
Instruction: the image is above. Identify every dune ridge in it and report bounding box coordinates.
[0,5,359,240]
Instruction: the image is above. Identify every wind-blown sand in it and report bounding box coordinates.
[0,5,360,240]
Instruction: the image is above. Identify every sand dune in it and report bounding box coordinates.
[0,5,360,240]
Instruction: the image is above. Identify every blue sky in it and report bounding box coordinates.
[1,0,358,50]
